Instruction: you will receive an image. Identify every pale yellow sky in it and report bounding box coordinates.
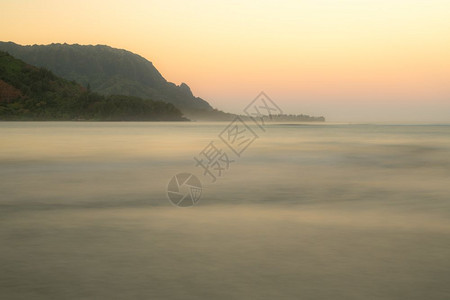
[2,0,450,121]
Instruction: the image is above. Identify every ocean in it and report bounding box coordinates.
[1,122,449,299]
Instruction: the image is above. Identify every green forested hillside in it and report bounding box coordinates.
[0,51,187,121]
[0,42,213,112]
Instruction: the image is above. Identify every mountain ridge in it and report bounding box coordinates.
[0,51,187,121]
[0,41,213,112]
[0,41,325,122]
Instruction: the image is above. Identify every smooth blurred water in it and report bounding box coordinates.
[1,122,449,299]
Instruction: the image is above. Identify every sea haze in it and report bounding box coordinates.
[1,122,449,299]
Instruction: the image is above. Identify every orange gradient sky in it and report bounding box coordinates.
[2,0,450,122]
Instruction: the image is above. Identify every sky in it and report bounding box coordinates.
[2,0,450,122]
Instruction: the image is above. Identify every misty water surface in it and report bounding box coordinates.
[0,122,449,299]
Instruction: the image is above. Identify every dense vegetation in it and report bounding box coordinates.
[0,42,326,122]
[182,110,325,122]
[0,42,212,111]
[0,51,187,121]
[261,114,325,122]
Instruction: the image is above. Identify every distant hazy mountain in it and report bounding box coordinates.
[0,42,213,112]
[0,51,187,121]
